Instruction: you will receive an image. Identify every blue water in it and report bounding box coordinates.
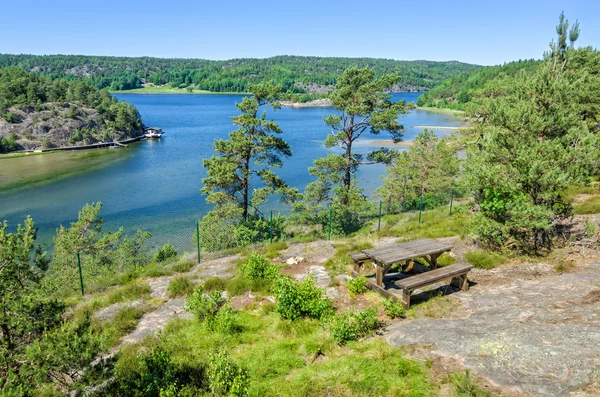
[0,93,462,250]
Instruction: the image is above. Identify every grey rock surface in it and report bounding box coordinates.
[386,263,600,396]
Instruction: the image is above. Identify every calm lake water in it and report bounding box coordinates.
[0,93,462,251]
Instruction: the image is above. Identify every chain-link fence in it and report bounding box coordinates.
[192,187,469,263]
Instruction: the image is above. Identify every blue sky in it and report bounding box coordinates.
[0,0,597,65]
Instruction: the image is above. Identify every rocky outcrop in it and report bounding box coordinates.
[0,103,143,151]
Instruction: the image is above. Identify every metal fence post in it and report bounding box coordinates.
[418,194,424,224]
[377,200,382,232]
[269,210,273,244]
[76,251,84,296]
[328,204,333,240]
[196,220,201,264]
[449,188,455,216]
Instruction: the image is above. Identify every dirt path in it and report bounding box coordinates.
[386,262,600,396]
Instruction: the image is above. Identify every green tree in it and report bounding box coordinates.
[377,130,459,211]
[465,14,599,252]
[0,217,102,393]
[305,67,408,206]
[202,82,298,219]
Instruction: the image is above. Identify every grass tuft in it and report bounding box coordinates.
[464,250,506,269]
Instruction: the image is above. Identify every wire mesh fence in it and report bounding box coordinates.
[192,187,469,263]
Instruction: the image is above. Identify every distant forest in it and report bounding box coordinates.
[0,54,480,93]
[416,59,542,110]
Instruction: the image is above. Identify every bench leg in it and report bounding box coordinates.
[376,265,383,287]
[353,261,360,273]
[401,289,411,309]
[451,275,469,291]
[461,275,469,291]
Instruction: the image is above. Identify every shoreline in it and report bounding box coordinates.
[357,140,414,148]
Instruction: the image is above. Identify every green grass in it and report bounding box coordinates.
[75,281,151,312]
[152,310,436,396]
[324,240,374,276]
[574,195,600,215]
[167,276,194,298]
[379,205,469,241]
[464,250,507,269]
[171,258,196,273]
[563,184,599,202]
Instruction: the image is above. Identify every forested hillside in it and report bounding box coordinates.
[0,67,143,152]
[0,54,480,93]
[416,59,541,110]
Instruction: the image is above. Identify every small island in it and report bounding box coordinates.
[0,68,144,154]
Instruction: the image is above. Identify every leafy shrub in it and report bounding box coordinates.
[112,306,144,335]
[155,243,178,263]
[2,111,21,123]
[185,286,225,322]
[209,303,240,334]
[171,259,195,273]
[437,252,456,266]
[451,370,490,397]
[203,277,227,292]
[274,276,333,320]
[331,307,380,345]
[382,298,405,319]
[240,254,280,282]
[167,276,194,298]
[347,275,368,298]
[464,250,507,269]
[207,351,248,397]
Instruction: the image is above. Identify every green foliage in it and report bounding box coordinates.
[0,67,143,152]
[0,133,17,153]
[203,277,228,292]
[196,203,287,253]
[207,351,248,397]
[303,67,408,208]
[347,275,368,299]
[574,196,600,215]
[330,307,380,345]
[0,217,104,394]
[155,243,178,263]
[376,130,459,210]
[464,250,507,269]
[202,83,299,219]
[451,370,491,397]
[0,54,479,94]
[46,203,152,296]
[465,17,600,252]
[171,258,195,273]
[417,59,540,110]
[274,276,333,321]
[185,286,232,332]
[382,298,405,319]
[167,276,194,298]
[240,254,280,282]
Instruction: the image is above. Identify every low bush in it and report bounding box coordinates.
[347,275,368,298]
[171,258,195,273]
[240,254,280,282]
[203,277,227,292]
[274,276,333,321]
[464,250,507,269]
[437,252,456,266]
[155,243,178,263]
[185,286,228,326]
[330,307,380,345]
[451,370,490,397]
[167,276,194,298]
[382,298,405,319]
[207,350,248,397]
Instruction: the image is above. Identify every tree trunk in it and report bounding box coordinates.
[342,139,353,205]
[242,155,250,220]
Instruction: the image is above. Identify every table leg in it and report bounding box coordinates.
[376,265,383,286]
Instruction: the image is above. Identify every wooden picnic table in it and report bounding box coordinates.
[353,238,453,287]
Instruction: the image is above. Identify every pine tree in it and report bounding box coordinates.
[202,83,298,218]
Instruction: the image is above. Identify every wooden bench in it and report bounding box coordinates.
[395,262,472,308]
[349,251,370,273]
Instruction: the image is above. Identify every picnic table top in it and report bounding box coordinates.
[361,238,453,266]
